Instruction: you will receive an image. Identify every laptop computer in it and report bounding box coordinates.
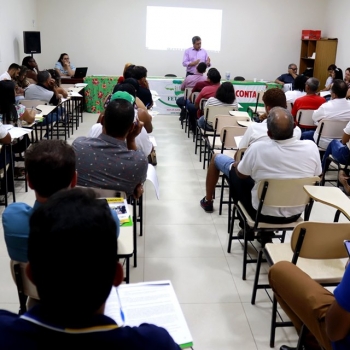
[73,67,88,78]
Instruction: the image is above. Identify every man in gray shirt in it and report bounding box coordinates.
[72,91,148,197]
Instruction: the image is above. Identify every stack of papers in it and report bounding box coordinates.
[105,281,193,349]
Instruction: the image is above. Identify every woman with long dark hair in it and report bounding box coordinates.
[55,53,76,77]
[197,82,238,130]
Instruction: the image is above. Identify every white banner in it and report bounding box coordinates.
[149,79,270,114]
[149,78,183,114]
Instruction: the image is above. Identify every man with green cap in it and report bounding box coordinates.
[72,91,148,198]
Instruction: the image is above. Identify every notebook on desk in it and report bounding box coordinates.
[73,67,88,78]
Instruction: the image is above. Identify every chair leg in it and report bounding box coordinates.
[138,195,143,237]
[296,324,306,350]
[219,175,225,215]
[242,229,248,280]
[270,295,278,348]
[227,206,237,252]
[199,134,203,162]
[251,249,264,304]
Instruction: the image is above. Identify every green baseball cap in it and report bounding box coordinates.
[110,91,135,104]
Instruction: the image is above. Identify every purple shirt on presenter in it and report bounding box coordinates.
[182,36,211,75]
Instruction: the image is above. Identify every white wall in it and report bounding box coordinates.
[324,0,350,71]
[34,0,328,80]
[0,0,37,73]
[0,0,333,80]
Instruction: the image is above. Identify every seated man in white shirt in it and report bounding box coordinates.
[200,88,300,213]
[230,107,321,237]
[301,79,350,149]
[0,63,20,81]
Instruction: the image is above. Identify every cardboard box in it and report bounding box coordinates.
[302,30,321,40]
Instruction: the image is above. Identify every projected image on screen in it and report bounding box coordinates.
[146,6,222,52]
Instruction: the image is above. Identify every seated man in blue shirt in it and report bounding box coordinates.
[275,63,298,88]
[0,188,180,349]
[269,261,350,350]
[3,139,120,263]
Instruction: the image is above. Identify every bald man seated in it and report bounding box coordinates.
[228,107,322,240]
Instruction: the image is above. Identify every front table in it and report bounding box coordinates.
[83,75,281,114]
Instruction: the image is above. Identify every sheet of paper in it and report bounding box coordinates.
[147,164,159,199]
[68,91,83,97]
[9,127,32,139]
[149,136,157,147]
[234,135,243,148]
[105,281,193,348]
[75,83,88,88]
[320,91,331,97]
[3,125,13,131]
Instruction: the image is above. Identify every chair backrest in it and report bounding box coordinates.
[251,90,265,113]
[165,74,177,77]
[204,105,238,124]
[233,76,245,81]
[199,98,208,111]
[235,147,247,161]
[20,100,47,108]
[190,92,199,104]
[315,119,349,143]
[10,260,39,301]
[184,87,193,100]
[296,109,315,128]
[220,126,247,149]
[286,102,293,112]
[214,115,251,133]
[290,221,350,259]
[257,177,320,207]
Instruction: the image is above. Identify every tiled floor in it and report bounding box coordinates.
[0,113,346,349]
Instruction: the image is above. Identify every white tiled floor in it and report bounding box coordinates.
[0,113,344,349]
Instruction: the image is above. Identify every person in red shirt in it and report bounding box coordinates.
[291,77,326,119]
[187,68,221,131]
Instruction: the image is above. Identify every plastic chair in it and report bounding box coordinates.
[295,109,316,130]
[315,119,349,151]
[251,221,350,347]
[218,147,247,231]
[181,87,193,130]
[233,76,245,81]
[165,74,177,77]
[185,92,199,138]
[195,105,238,168]
[248,90,265,116]
[227,176,320,280]
[10,260,39,314]
[206,115,250,162]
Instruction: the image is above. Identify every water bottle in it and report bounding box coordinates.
[225,71,231,80]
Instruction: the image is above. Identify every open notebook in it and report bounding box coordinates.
[104,281,193,349]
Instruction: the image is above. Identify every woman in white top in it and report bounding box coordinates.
[197,82,238,130]
[321,64,342,92]
[285,75,307,104]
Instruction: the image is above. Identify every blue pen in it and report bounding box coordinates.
[116,288,125,325]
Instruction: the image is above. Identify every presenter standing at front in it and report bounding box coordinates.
[183,36,210,77]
